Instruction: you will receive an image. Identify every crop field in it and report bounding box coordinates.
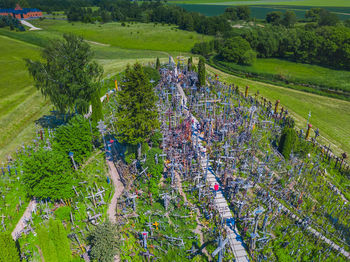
[207,65,350,155]
[214,58,350,98]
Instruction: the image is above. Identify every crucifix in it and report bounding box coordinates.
[212,234,229,262]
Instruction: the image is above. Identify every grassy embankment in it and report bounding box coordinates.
[212,58,350,101]
[206,64,350,155]
[0,20,212,160]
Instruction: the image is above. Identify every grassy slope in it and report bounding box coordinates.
[0,35,51,160]
[216,58,350,93]
[170,0,350,7]
[0,19,201,161]
[207,64,350,155]
[29,19,212,52]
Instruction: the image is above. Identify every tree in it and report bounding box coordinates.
[91,89,103,124]
[283,10,297,28]
[53,115,93,165]
[115,63,159,148]
[18,0,29,8]
[89,221,120,262]
[241,49,257,65]
[266,11,283,26]
[305,8,322,22]
[236,6,250,20]
[156,57,160,70]
[0,233,20,262]
[25,34,103,114]
[197,57,206,87]
[278,127,297,160]
[219,36,252,63]
[188,56,193,71]
[22,149,76,200]
[318,9,339,26]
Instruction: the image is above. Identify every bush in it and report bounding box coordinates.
[55,206,72,221]
[23,149,76,200]
[53,115,93,165]
[150,131,163,147]
[241,50,257,65]
[0,233,20,262]
[278,127,297,160]
[219,36,252,64]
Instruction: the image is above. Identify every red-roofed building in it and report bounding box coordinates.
[0,4,42,19]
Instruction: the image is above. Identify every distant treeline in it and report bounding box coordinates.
[192,8,350,70]
[67,0,236,36]
[0,15,24,30]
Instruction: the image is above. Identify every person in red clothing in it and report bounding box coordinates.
[214,183,219,197]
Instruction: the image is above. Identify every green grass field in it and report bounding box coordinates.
[27,19,212,52]
[170,0,350,7]
[207,65,350,155]
[0,35,52,161]
[215,58,350,96]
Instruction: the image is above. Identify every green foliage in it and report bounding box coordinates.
[0,233,20,262]
[241,49,257,65]
[219,36,252,64]
[115,63,159,145]
[89,220,119,262]
[156,57,160,70]
[54,206,72,221]
[91,89,104,124]
[37,219,72,262]
[266,11,283,26]
[53,115,93,165]
[283,10,297,28]
[150,130,163,147]
[188,56,193,71]
[143,65,161,84]
[278,127,297,160]
[25,33,103,114]
[198,57,206,87]
[22,149,76,200]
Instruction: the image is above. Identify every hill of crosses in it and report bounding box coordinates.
[1,57,349,262]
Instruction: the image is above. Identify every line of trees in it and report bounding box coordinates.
[192,9,350,70]
[0,15,25,31]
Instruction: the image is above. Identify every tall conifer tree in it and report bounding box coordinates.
[198,57,206,87]
[115,63,159,150]
[156,57,160,70]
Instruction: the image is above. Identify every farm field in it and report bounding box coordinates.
[207,64,350,155]
[214,58,350,98]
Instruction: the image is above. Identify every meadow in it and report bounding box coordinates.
[214,58,350,99]
[29,19,212,52]
[206,64,350,155]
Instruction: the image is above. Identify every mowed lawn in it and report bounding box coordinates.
[217,58,350,93]
[29,19,212,52]
[0,36,51,160]
[207,65,350,155]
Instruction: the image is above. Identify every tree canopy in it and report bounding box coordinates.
[89,220,120,262]
[25,33,103,114]
[0,233,20,262]
[115,63,159,146]
[22,149,76,200]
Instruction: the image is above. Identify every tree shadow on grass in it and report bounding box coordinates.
[35,111,75,128]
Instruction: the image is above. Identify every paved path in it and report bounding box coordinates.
[11,199,37,240]
[176,82,250,262]
[20,20,41,30]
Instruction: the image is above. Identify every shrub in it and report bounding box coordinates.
[241,50,257,65]
[0,233,20,262]
[55,206,72,221]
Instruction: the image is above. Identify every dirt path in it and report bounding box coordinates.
[106,160,124,223]
[11,199,37,240]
